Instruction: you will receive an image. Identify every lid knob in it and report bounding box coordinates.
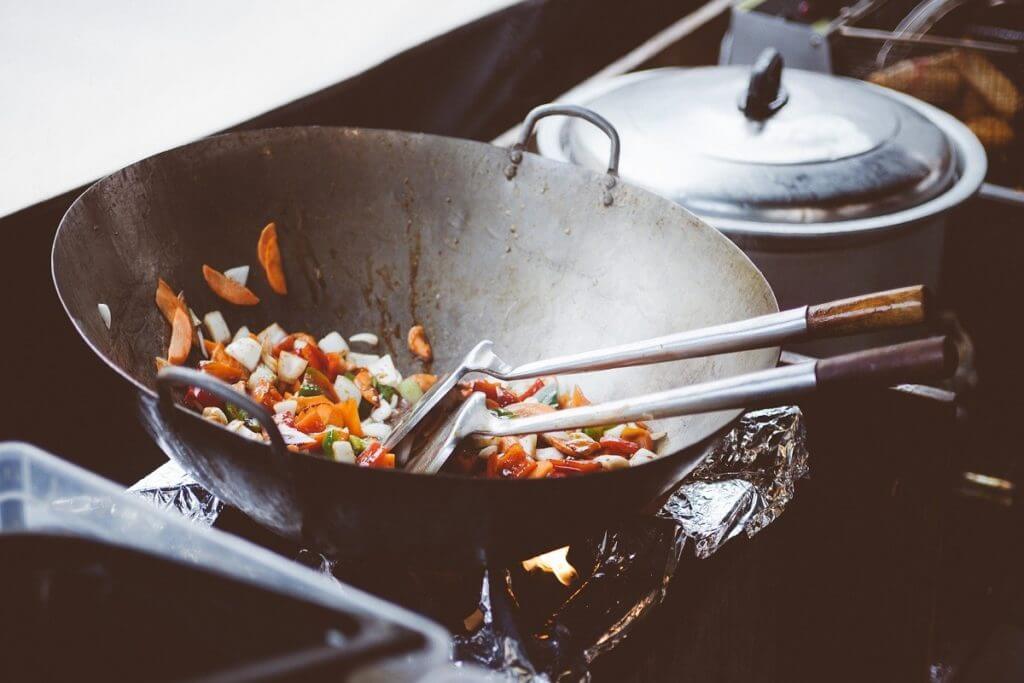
[740,48,789,120]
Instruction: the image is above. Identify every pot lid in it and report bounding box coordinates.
[540,50,959,224]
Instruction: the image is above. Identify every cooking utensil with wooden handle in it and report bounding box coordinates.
[384,286,927,452]
[406,336,954,474]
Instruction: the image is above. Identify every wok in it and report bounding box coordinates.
[52,107,780,568]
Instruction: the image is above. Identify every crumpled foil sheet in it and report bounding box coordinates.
[128,460,223,526]
[451,405,808,681]
[129,405,807,681]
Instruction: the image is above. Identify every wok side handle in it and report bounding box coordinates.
[508,104,620,205]
[156,366,289,457]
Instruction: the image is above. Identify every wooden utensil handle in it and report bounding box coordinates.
[815,336,956,390]
[807,285,927,337]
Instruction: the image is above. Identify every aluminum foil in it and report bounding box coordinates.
[128,460,223,526]
[129,406,807,681]
[452,405,808,680]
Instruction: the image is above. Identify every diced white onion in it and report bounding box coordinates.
[318,331,349,354]
[225,336,261,371]
[370,399,393,422]
[261,348,278,373]
[368,354,402,386]
[535,447,564,462]
[188,307,201,327]
[97,303,111,329]
[603,424,626,439]
[202,407,227,425]
[203,311,231,344]
[278,423,315,446]
[333,375,361,405]
[630,448,659,466]
[273,399,297,415]
[223,265,249,286]
[349,332,379,346]
[277,351,308,383]
[247,364,277,390]
[293,339,308,352]
[477,445,498,459]
[197,328,209,358]
[232,325,251,342]
[518,434,537,458]
[257,323,287,346]
[331,440,356,464]
[593,454,630,471]
[348,352,381,369]
[226,420,263,441]
[361,422,392,440]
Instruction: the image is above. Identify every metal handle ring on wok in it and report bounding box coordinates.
[157,366,290,457]
[507,104,620,205]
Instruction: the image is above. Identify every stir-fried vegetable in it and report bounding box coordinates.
[156,220,668,477]
[203,264,260,305]
[257,222,288,295]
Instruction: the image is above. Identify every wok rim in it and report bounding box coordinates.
[51,124,780,484]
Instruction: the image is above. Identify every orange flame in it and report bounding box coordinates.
[522,546,578,586]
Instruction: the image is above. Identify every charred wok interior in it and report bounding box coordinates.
[53,125,781,564]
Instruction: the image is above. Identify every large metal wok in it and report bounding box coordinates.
[52,108,780,567]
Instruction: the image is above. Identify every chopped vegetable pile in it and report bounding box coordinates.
[153,221,666,476]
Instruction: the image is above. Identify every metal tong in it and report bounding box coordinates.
[385,285,927,453]
[406,335,956,474]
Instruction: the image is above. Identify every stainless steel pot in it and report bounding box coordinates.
[536,50,987,352]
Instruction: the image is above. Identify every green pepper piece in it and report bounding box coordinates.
[583,426,611,440]
[225,404,248,422]
[373,378,396,403]
[491,408,515,419]
[243,417,262,433]
[322,428,338,457]
[349,435,367,455]
[298,381,323,397]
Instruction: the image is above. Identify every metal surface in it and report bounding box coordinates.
[409,363,817,474]
[538,64,959,225]
[536,67,986,240]
[157,366,289,457]
[51,124,779,566]
[386,307,808,451]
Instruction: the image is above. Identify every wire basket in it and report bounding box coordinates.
[829,0,1023,189]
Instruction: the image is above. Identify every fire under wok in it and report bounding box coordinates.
[52,108,784,568]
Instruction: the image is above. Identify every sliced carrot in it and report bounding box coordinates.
[257,222,288,295]
[168,306,192,365]
[530,460,554,479]
[200,360,247,383]
[296,395,332,413]
[357,442,395,468]
[329,399,363,437]
[620,426,654,452]
[552,459,602,475]
[209,343,248,377]
[155,278,185,324]
[202,264,260,305]
[409,373,438,392]
[294,410,325,434]
[251,381,284,410]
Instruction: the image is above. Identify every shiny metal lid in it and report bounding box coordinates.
[538,52,959,224]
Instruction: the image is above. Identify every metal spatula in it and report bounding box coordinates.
[405,336,954,474]
[383,286,926,453]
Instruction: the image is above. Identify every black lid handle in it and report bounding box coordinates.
[740,48,788,120]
